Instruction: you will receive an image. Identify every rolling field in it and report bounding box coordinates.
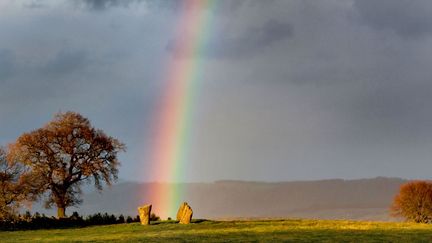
[1,219,432,242]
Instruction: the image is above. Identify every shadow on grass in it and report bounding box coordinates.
[150,219,209,225]
[192,219,209,223]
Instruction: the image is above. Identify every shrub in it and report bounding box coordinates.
[150,213,160,221]
[0,211,134,230]
[391,181,432,223]
[118,214,125,224]
[134,215,140,222]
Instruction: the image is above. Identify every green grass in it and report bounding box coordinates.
[1,219,432,242]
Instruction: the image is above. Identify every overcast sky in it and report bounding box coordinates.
[1,0,432,182]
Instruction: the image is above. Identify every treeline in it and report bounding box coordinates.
[0,211,160,231]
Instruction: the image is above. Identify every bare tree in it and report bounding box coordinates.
[8,112,126,218]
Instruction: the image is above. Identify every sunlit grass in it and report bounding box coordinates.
[1,219,432,242]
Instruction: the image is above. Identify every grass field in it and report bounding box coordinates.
[1,219,432,242]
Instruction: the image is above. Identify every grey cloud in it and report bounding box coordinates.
[21,0,178,11]
[75,0,248,12]
[0,48,93,106]
[42,50,89,77]
[22,0,46,9]
[344,81,432,137]
[354,0,432,37]
[166,19,293,58]
[74,0,181,11]
[0,50,15,82]
[210,19,293,58]
[74,0,142,10]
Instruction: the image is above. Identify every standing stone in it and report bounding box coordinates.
[137,204,152,225]
[176,202,193,224]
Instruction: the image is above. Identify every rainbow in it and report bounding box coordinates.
[146,0,216,219]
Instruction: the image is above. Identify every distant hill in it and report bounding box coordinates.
[31,177,406,221]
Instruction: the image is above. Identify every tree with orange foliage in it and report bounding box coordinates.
[8,112,125,218]
[0,147,39,220]
[391,181,432,223]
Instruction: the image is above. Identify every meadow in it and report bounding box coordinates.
[1,219,432,242]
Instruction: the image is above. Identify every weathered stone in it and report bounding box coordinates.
[137,204,152,225]
[176,202,193,224]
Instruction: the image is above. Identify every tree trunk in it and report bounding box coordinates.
[54,187,67,218]
[57,207,66,218]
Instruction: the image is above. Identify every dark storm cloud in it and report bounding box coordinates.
[166,19,293,58]
[354,0,432,37]
[2,0,432,181]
